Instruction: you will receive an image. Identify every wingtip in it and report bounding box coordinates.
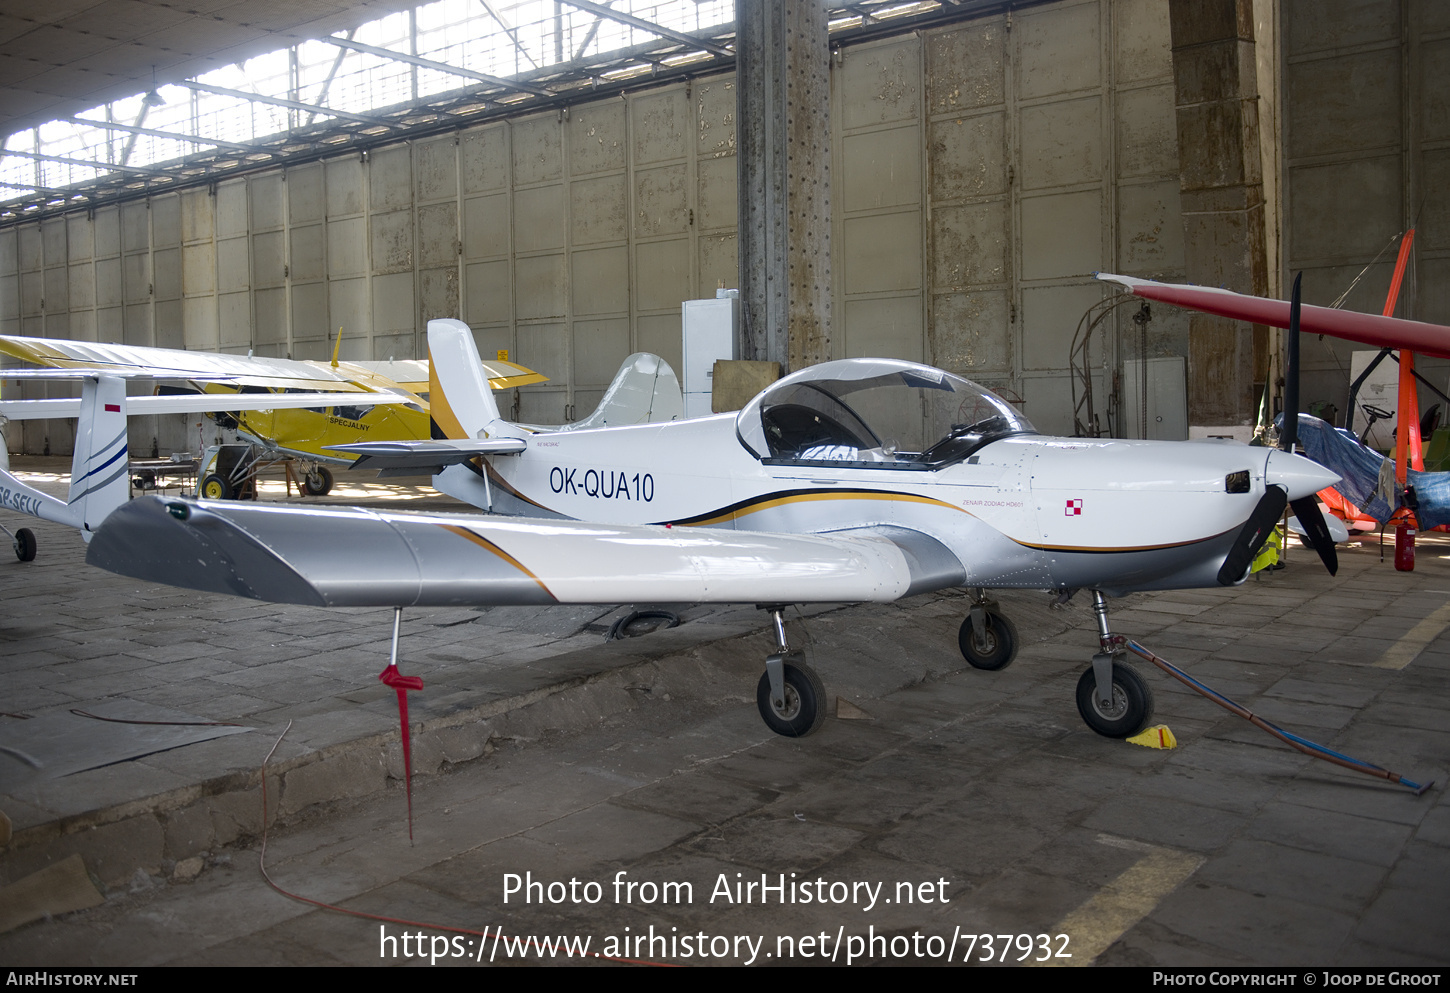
[1095,272,1137,289]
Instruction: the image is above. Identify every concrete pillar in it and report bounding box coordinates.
[735,0,832,372]
[1169,0,1272,429]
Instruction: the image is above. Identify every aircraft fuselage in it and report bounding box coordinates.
[436,414,1327,596]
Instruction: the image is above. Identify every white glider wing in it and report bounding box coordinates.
[0,335,548,394]
[0,335,370,392]
[0,391,399,421]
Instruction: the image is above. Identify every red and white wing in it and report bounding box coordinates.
[1097,273,1450,360]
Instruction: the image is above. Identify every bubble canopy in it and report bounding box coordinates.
[736,358,1035,469]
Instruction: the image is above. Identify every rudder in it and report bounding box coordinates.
[427,319,501,440]
[568,353,683,430]
[68,376,130,537]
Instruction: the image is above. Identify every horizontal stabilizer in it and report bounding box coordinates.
[324,437,527,472]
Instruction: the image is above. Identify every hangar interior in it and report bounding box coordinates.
[1,0,1445,457]
[3,1,1450,968]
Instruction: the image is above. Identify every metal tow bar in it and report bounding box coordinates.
[1125,639,1431,795]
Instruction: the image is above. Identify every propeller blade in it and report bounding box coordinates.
[1282,272,1302,451]
[1289,496,1339,576]
[1218,485,1289,586]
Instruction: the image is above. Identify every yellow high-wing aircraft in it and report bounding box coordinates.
[197,355,544,495]
[0,334,545,497]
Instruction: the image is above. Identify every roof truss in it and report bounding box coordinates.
[2,1,1011,223]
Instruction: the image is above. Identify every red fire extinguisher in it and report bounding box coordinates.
[1395,519,1416,572]
[1395,487,1420,572]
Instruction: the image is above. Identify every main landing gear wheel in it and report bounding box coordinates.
[200,473,234,500]
[958,609,1018,670]
[1075,659,1154,738]
[302,466,334,496]
[756,660,826,738]
[13,528,35,562]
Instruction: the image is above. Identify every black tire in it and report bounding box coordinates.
[1075,660,1155,738]
[302,466,334,497]
[958,609,1018,670]
[14,528,35,562]
[756,660,827,738]
[607,609,680,640]
[200,473,233,500]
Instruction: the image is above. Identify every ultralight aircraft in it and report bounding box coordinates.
[72,319,1344,741]
[0,332,545,497]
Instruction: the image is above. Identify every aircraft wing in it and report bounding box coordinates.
[0,335,369,392]
[1097,273,1450,360]
[339,358,548,392]
[86,497,929,608]
[0,391,406,421]
[0,336,548,395]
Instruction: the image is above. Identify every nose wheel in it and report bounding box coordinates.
[1075,591,1154,737]
[1075,657,1154,737]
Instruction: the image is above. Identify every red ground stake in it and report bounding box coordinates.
[378,661,424,841]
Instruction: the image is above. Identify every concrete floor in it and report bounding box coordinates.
[1,457,1449,966]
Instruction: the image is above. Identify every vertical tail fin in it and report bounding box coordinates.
[566,353,683,430]
[68,376,130,536]
[427,319,501,440]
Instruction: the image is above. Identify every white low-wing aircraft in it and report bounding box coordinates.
[78,319,1340,740]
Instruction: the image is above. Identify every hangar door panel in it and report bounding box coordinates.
[1282,0,1450,414]
[838,39,924,366]
[918,1,1182,435]
[925,17,1012,395]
